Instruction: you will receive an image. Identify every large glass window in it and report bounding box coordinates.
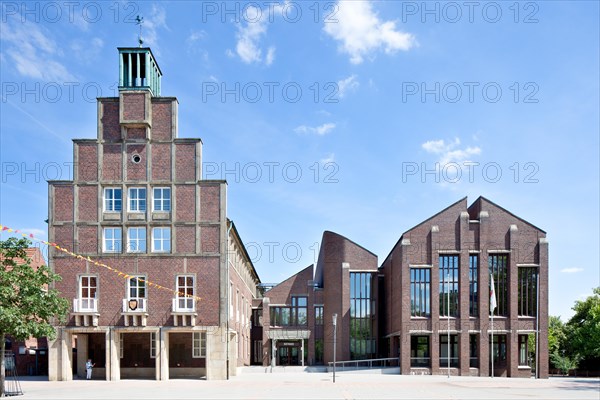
[292,296,308,326]
[176,275,195,311]
[350,272,375,360]
[152,227,171,253]
[469,255,479,317]
[127,227,146,253]
[410,268,431,317]
[104,188,122,212]
[518,335,530,366]
[410,336,430,367]
[439,334,459,368]
[153,187,171,211]
[315,306,323,325]
[128,187,147,212]
[518,267,538,317]
[439,255,459,317]
[490,334,507,362]
[103,227,122,253]
[469,334,478,368]
[489,254,508,316]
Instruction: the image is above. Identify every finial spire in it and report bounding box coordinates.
[135,15,144,47]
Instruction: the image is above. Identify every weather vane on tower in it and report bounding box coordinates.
[135,15,144,47]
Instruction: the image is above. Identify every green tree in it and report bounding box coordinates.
[550,351,579,376]
[565,287,600,370]
[548,315,566,369]
[0,238,69,396]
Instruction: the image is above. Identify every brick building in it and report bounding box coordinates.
[47,47,260,381]
[251,197,548,378]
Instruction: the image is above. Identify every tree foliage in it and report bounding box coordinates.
[1,237,69,396]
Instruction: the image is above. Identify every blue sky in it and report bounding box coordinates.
[1,1,598,321]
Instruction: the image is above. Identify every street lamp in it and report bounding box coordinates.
[332,313,338,383]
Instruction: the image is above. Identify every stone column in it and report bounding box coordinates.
[159,329,169,380]
[76,334,88,379]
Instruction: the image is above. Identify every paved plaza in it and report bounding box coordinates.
[13,372,600,399]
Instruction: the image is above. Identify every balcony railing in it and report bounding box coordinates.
[328,357,399,371]
[122,298,147,312]
[73,298,98,313]
[172,297,196,313]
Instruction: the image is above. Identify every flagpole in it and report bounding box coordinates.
[447,273,450,379]
[490,273,496,379]
[491,308,494,378]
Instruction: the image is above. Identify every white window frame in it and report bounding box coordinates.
[127,275,147,300]
[176,275,195,311]
[127,227,146,253]
[153,187,171,212]
[152,227,171,253]
[128,187,147,212]
[103,227,122,253]
[78,275,97,311]
[150,332,157,358]
[192,332,206,358]
[104,187,122,212]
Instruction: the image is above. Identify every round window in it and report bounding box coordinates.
[132,154,141,164]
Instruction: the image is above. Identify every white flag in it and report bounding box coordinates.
[490,274,497,314]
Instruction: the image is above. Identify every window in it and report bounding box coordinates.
[518,267,538,317]
[252,340,263,364]
[229,282,233,318]
[315,306,323,325]
[469,334,478,368]
[469,255,479,317]
[79,275,97,311]
[153,187,171,211]
[152,227,171,252]
[490,334,507,362]
[176,275,195,311]
[315,339,324,365]
[119,333,123,358]
[350,272,375,360]
[439,255,459,317]
[104,188,122,212]
[410,336,430,367]
[150,332,157,358]
[103,227,122,253]
[489,254,508,316]
[128,276,146,300]
[270,307,290,326]
[439,335,459,368]
[518,335,529,366]
[292,296,308,326]
[192,332,206,358]
[252,309,263,327]
[127,227,146,253]
[128,187,146,212]
[410,268,431,317]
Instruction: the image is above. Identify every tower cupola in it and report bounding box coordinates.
[118,47,162,96]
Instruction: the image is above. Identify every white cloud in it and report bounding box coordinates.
[231,4,281,65]
[70,37,104,65]
[560,267,584,274]
[320,153,336,164]
[294,123,336,136]
[1,17,75,82]
[265,47,276,66]
[338,75,359,98]
[421,138,481,166]
[140,5,168,52]
[323,1,416,64]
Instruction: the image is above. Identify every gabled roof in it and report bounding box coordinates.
[322,231,378,258]
[470,196,546,234]
[264,264,314,295]
[380,197,467,266]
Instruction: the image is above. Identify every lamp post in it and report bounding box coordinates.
[332,313,338,383]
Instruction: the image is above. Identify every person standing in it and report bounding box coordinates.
[85,359,95,380]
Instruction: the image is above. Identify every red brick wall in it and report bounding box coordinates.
[102,144,122,181]
[151,143,171,181]
[122,93,146,121]
[201,226,220,253]
[175,226,195,253]
[125,144,147,181]
[100,101,120,141]
[53,185,74,222]
[200,186,220,221]
[77,186,97,222]
[175,186,195,222]
[151,102,172,141]
[175,144,196,182]
[77,144,98,182]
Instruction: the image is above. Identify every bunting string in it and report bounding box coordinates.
[0,224,201,301]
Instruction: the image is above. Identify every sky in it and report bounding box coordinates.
[0,1,598,321]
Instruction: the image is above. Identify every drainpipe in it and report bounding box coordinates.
[226,220,233,379]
